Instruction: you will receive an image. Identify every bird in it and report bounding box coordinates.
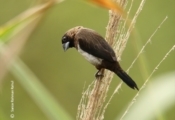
[61,26,139,90]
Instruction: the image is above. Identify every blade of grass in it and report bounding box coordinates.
[118,71,175,120]
[11,58,73,120]
[0,0,58,81]
[0,15,42,84]
[0,1,70,119]
[119,44,175,120]
[0,0,61,42]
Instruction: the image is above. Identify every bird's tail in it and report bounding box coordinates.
[114,67,139,90]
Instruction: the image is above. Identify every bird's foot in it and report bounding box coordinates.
[95,70,104,78]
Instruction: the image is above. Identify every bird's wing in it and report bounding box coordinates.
[75,28,117,62]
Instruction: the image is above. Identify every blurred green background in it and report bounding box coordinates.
[0,0,175,120]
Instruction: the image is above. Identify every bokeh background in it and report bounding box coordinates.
[0,0,175,120]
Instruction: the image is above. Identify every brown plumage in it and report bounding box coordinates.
[61,26,139,90]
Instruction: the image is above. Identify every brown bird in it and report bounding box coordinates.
[61,26,139,90]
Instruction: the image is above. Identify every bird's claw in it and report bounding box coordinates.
[95,71,104,78]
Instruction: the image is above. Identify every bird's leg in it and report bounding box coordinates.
[95,69,104,78]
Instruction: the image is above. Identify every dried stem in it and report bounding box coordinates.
[106,16,168,120]
[77,11,122,120]
[77,0,147,119]
[127,16,168,72]
[120,44,174,120]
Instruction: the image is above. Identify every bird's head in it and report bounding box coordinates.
[61,34,74,51]
[61,26,82,51]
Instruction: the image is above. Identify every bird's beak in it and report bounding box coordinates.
[62,42,70,51]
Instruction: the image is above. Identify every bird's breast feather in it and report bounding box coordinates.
[77,45,102,66]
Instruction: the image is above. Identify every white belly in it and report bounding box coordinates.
[77,45,102,66]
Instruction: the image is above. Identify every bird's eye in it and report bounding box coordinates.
[63,36,66,40]
[62,36,67,43]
